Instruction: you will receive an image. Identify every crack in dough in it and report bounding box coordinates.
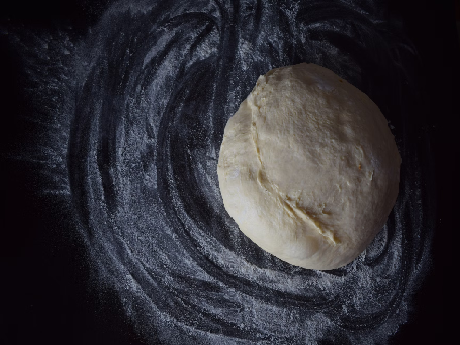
[252,117,339,245]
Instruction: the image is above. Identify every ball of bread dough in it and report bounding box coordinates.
[217,63,401,270]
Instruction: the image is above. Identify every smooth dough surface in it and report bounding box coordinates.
[217,63,401,270]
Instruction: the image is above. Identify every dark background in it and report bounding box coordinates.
[1,0,458,344]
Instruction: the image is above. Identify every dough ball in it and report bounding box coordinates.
[217,63,401,270]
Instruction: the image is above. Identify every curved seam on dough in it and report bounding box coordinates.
[249,98,339,245]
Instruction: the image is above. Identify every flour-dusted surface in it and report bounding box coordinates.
[3,0,433,344]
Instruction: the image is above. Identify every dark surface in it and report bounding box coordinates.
[387,0,458,344]
[1,0,458,344]
[1,2,141,344]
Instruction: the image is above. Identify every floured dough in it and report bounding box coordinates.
[217,63,401,270]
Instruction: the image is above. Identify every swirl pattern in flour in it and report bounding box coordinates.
[7,0,434,344]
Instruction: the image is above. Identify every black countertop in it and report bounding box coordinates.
[1,0,458,344]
